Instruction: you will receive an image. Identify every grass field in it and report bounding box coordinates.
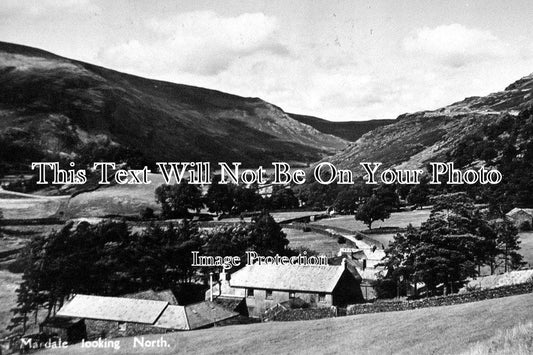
[41,293,533,355]
[312,209,431,231]
[283,228,356,257]
[0,270,21,339]
[64,173,166,218]
[463,321,533,355]
[0,198,67,219]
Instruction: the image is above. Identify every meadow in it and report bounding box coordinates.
[0,270,21,339]
[311,208,431,231]
[283,228,356,257]
[40,293,533,355]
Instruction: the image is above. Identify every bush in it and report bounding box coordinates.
[337,236,346,244]
[140,207,155,220]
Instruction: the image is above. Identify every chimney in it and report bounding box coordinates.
[209,272,213,302]
[219,269,227,282]
[341,258,346,270]
[362,259,367,271]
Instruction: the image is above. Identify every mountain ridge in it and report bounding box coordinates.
[288,113,394,142]
[0,41,348,170]
[324,71,533,173]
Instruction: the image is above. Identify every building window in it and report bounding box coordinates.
[318,293,326,302]
[266,289,273,300]
[118,322,127,332]
[247,288,254,297]
[289,292,296,299]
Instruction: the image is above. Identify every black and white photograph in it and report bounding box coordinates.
[1,1,533,354]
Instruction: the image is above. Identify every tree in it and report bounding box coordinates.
[406,178,430,209]
[355,195,391,229]
[376,186,401,212]
[267,186,299,210]
[249,212,290,255]
[155,181,203,219]
[491,219,523,272]
[333,189,359,214]
[381,194,507,297]
[10,220,203,334]
[204,177,234,215]
[232,185,263,213]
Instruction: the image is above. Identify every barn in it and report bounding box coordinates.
[56,294,238,339]
[207,260,363,318]
[506,208,533,228]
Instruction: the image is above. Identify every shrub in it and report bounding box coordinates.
[140,207,155,220]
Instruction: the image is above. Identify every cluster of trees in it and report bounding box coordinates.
[155,179,300,219]
[378,193,523,298]
[448,108,533,213]
[9,220,202,332]
[9,212,290,333]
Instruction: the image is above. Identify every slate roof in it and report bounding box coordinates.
[185,301,239,330]
[123,289,179,305]
[506,208,533,216]
[57,295,167,324]
[153,305,188,330]
[229,264,347,293]
[57,295,237,330]
[154,302,238,330]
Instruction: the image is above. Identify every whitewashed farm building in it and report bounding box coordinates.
[206,261,364,318]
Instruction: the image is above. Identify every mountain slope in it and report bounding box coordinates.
[325,72,533,172]
[288,113,394,141]
[0,42,347,169]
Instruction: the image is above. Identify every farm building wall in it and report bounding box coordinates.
[40,319,87,344]
[332,270,365,305]
[508,210,533,227]
[85,319,167,339]
[360,282,377,301]
[241,288,334,318]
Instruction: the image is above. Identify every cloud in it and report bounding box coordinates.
[99,11,287,76]
[403,24,509,67]
[99,19,533,122]
[0,0,99,16]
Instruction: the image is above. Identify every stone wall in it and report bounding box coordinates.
[268,282,533,322]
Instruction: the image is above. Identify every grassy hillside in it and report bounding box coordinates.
[41,293,533,354]
[0,41,347,169]
[0,271,21,339]
[463,321,533,355]
[288,113,394,142]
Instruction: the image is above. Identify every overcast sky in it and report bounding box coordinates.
[2,0,533,121]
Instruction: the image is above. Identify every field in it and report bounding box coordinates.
[0,270,22,339]
[0,188,70,219]
[64,173,165,218]
[312,209,431,231]
[41,293,533,355]
[0,198,68,219]
[463,321,533,355]
[283,228,356,257]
